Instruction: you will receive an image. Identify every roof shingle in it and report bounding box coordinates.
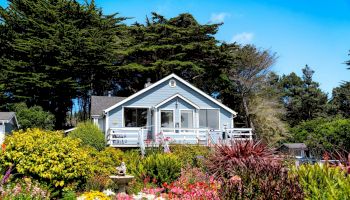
[0,112,16,121]
[91,96,127,116]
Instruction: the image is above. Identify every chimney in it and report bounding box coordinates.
[144,78,152,88]
[108,91,112,97]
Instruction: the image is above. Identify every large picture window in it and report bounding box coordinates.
[124,108,148,127]
[199,109,219,130]
[161,110,174,128]
[181,110,193,128]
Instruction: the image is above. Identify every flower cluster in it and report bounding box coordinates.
[0,178,49,199]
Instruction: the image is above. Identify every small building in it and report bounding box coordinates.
[277,143,308,158]
[0,112,19,144]
[91,73,252,147]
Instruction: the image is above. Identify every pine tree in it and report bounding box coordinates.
[0,0,124,128]
[112,13,223,95]
[280,65,328,126]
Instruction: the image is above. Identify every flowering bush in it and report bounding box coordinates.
[0,129,92,191]
[0,177,50,200]
[78,191,110,200]
[206,140,303,199]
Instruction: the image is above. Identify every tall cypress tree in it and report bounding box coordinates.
[112,13,223,95]
[0,0,124,128]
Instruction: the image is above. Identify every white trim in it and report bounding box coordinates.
[179,109,194,129]
[159,109,175,129]
[155,93,200,109]
[103,73,237,115]
[105,113,109,139]
[93,118,98,125]
[122,106,150,128]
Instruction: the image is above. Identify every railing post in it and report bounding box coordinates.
[140,128,145,157]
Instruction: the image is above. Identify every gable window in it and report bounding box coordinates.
[161,110,174,128]
[124,108,148,127]
[199,109,219,130]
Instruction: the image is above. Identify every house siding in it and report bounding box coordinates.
[107,78,234,134]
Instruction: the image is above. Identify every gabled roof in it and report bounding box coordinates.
[0,112,19,128]
[0,112,16,121]
[280,143,307,150]
[91,96,127,116]
[155,93,200,109]
[103,73,237,115]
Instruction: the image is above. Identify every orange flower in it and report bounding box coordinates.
[1,143,6,152]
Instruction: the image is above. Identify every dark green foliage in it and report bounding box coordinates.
[330,82,350,118]
[205,141,303,199]
[68,121,105,151]
[280,65,328,126]
[289,118,350,156]
[12,102,55,130]
[113,12,224,95]
[0,0,125,128]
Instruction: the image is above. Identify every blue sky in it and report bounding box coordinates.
[1,0,350,95]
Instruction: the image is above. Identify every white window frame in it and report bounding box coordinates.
[179,109,195,129]
[198,108,221,131]
[122,106,150,128]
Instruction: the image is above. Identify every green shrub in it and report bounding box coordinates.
[91,147,124,175]
[289,118,350,156]
[12,102,55,130]
[170,144,210,167]
[292,164,350,199]
[0,129,92,191]
[68,121,105,151]
[141,153,182,186]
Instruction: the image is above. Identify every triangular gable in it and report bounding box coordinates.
[155,93,200,109]
[103,73,237,115]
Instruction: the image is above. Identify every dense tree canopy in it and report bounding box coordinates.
[0,0,124,128]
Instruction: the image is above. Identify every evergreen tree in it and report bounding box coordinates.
[0,0,124,127]
[330,82,350,118]
[112,13,223,95]
[280,65,328,126]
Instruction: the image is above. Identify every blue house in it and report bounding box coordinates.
[91,73,252,147]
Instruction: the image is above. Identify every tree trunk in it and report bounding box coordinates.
[242,95,255,133]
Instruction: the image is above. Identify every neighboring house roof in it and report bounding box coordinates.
[0,112,16,121]
[103,73,237,115]
[0,112,19,128]
[91,96,127,116]
[280,143,307,150]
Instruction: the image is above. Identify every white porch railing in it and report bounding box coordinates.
[160,128,208,145]
[223,128,253,141]
[106,127,253,147]
[107,127,148,147]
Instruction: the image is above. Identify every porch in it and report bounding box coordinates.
[106,127,253,147]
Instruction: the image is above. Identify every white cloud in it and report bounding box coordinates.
[210,12,230,23]
[231,32,254,44]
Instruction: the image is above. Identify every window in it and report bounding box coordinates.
[181,110,193,128]
[161,110,174,128]
[124,108,148,127]
[169,80,176,87]
[199,109,219,130]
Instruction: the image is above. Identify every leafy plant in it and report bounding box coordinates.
[90,147,124,175]
[205,140,303,199]
[12,103,55,130]
[141,153,182,186]
[68,121,105,151]
[0,129,92,191]
[170,144,210,168]
[292,164,350,200]
[78,191,110,200]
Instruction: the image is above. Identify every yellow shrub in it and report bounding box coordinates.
[0,129,92,190]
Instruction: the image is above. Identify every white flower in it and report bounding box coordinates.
[102,189,116,196]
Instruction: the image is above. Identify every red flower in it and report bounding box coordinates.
[162,182,168,188]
